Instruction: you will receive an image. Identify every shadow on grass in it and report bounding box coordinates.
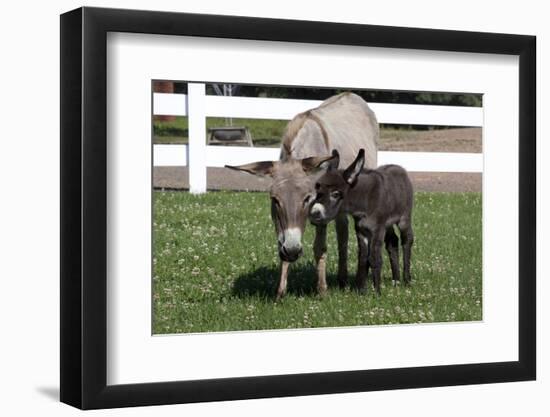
[231,263,341,299]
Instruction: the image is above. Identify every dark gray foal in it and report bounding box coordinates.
[309,149,414,295]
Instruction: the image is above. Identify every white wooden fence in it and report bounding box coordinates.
[154,83,483,194]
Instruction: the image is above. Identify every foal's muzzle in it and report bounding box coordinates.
[309,211,324,225]
[309,202,328,225]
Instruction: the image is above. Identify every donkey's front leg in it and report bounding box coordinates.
[276,261,290,301]
[314,224,328,296]
[335,212,349,289]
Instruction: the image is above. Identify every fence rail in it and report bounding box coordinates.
[154,145,482,174]
[153,83,483,193]
[153,93,484,126]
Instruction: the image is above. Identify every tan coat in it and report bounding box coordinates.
[280,92,379,169]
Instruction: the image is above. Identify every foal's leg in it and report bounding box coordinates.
[314,224,328,296]
[354,221,370,292]
[385,226,401,286]
[335,212,349,289]
[369,227,386,295]
[398,219,414,284]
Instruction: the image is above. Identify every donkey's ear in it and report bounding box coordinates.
[302,150,339,174]
[225,161,275,177]
[326,149,340,170]
[343,149,365,187]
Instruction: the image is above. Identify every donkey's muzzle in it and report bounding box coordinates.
[278,227,303,262]
[279,245,303,263]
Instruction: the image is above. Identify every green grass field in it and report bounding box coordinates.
[154,117,286,147]
[153,190,482,334]
[153,116,432,148]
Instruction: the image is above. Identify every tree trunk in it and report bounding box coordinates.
[153,81,176,122]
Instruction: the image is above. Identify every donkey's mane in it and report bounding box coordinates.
[280,94,355,159]
[281,112,309,155]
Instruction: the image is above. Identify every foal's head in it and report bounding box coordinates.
[227,155,336,262]
[309,149,365,225]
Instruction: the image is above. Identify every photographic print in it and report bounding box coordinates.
[152,82,483,334]
[61,7,535,408]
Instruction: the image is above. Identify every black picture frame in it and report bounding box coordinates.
[60,6,536,410]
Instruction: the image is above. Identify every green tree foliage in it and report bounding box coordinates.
[198,83,481,107]
[171,82,481,129]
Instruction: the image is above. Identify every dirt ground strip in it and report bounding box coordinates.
[154,167,481,193]
[154,127,482,192]
[379,127,481,153]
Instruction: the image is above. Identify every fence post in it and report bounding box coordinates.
[187,83,207,194]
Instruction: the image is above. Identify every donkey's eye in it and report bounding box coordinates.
[315,183,320,190]
[303,194,313,206]
[331,191,342,200]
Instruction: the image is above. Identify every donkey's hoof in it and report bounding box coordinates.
[355,285,368,295]
[337,275,348,289]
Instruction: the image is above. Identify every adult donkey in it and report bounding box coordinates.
[227,92,379,300]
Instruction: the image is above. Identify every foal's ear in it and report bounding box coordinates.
[225,161,275,177]
[343,149,365,187]
[302,150,339,174]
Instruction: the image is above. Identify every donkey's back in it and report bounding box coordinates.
[280,92,379,169]
[375,164,414,224]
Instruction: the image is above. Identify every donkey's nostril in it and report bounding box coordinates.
[280,246,289,257]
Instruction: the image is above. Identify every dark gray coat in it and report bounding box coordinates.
[310,150,414,294]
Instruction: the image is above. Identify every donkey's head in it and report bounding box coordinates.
[226,155,337,262]
[309,149,365,225]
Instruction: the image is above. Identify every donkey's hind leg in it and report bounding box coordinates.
[385,225,401,286]
[354,220,369,293]
[398,219,414,284]
[335,212,349,289]
[368,227,385,296]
